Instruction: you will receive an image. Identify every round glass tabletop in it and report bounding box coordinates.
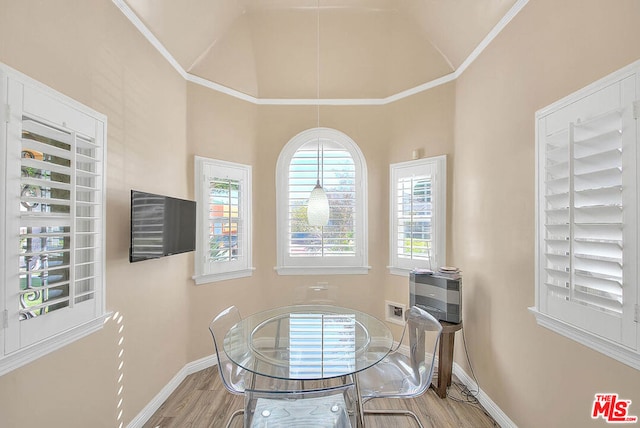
[223,305,394,381]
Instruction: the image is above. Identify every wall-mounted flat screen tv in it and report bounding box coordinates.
[129,190,197,262]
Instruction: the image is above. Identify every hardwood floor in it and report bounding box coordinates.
[142,367,498,428]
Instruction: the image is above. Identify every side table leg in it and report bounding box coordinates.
[434,332,455,398]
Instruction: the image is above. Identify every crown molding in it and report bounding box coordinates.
[112,0,187,80]
[186,72,258,103]
[113,0,529,106]
[455,0,529,77]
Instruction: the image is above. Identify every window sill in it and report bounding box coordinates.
[529,307,640,371]
[0,313,110,377]
[387,267,413,277]
[274,266,371,276]
[193,268,255,285]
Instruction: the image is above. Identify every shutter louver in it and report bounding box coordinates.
[19,116,101,319]
[396,175,433,264]
[288,142,356,257]
[208,178,242,263]
[542,108,624,315]
[572,110,623,314]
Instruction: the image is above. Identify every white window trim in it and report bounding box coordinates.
[193,156,254,284]
[275,127,369,275]
[0,316,108,377]
[388,156,446,277]
[528,307,640,370]
[0,62,108,376]
[531,59,640,371]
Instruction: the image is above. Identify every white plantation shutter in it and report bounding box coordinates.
[534,62,640,365]
[1,66,106,370]
[194,157,253,283]
[389,156,446,275]
[276,128,368,275]
[209,177,242,262]
[288,142,356,256]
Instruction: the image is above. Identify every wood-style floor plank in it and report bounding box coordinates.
[142,367,498,428]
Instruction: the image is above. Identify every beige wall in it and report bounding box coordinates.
[452,0,640,426]
[0,0,191,426]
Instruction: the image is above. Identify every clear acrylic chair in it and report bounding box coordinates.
[246,382,357,427]
[209,306,250,427]
[357,306,443,427]
[293,283,338,304]
[210,307,292,426]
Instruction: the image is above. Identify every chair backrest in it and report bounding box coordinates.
[245,381,357,427]
[209,306,246,394]
[406,305,443,394]
[293,283,337,304]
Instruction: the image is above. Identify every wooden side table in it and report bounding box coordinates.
[432,320,463,398]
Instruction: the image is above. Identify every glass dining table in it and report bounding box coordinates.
[223,305,394,427]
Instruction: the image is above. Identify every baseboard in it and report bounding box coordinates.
[126,354,217,428]
[452,363,518,428]
[396,342,516,428]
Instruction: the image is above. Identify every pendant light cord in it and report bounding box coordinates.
[316,140,321,186]
[316,0,321,187]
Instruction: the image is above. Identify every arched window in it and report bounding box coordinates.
[276,128,369,275]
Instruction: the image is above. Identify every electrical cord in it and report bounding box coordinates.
[444,324,499,426]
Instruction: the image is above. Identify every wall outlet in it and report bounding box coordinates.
[385,300,406,326]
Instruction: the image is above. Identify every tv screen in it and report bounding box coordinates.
[129,190,197,262]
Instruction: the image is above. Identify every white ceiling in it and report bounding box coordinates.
[123,0,520,99]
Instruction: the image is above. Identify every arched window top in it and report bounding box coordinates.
[277,127,366,172]
[276,128,369,275]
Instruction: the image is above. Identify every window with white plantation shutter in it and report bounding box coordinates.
[1,64,106,375]
[289,143,355,256]
[276,128,368,275]
[194,157,253,284]
[532,60,640,370]
[389,156,446,276]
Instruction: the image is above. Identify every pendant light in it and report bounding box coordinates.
[306,0,330,227]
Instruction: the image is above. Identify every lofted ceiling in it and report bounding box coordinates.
[124,0,519,99]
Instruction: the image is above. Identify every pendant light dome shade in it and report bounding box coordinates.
[307,182,330,226]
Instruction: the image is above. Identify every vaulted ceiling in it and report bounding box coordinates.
[124,0,519,99]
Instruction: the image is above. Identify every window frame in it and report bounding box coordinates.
[530,59,640,371]
[194,156,253,284]
[388,156,447,276]
[0,62,107,376]
[275,127,369,275]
